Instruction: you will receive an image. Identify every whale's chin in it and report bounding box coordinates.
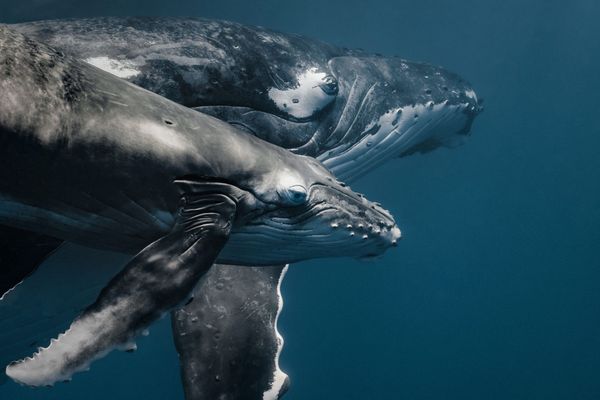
[218,225,401,265]
[219,200,401,265]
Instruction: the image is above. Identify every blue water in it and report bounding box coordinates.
[1,0,600,399]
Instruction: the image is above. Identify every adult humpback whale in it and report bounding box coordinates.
[10,17,480,181]
[1,17,481,399]
[0,27,400,387]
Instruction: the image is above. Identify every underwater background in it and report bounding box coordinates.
[1,0,599,399]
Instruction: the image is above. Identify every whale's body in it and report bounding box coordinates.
[0,26,398,264]
[0,26,399,388]
[0,17,480,400]
[11,17,480,182]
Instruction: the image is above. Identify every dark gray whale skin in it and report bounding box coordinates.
[0,26,400,388]
[3,17,481,400]
[0,24,399,261]
[11,17,481,180]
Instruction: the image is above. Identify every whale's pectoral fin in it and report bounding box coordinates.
[172,264,290,400]
[0,226,63,299]
[5,181,238,387]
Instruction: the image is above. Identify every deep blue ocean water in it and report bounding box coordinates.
[1,0,599,399]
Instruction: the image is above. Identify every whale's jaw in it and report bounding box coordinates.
[319,98,480,182]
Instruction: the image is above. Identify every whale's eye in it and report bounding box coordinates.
[319,75,339,95]
[280,185,308,205]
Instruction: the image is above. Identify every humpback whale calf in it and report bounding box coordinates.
[1,17,481,399]
[0,26,400,387]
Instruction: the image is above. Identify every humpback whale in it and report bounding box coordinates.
[1,17,481,399]
[0,26,400,387]
[11,17,480,181]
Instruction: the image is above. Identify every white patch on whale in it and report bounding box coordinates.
[465,89,477,101]
[84,56,140,79]
[262,264,289,400]
[268,68,336,119]
[0,243,124,385]
[257,33,290,46]
[6,303,130,386]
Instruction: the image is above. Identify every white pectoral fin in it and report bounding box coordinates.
[5,183,238,387]
[0,243,124,385]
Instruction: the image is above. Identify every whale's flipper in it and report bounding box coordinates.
[5,181,238,387]
[172,264,290,400]
[0,243,123,385]
[0,226,63,298]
